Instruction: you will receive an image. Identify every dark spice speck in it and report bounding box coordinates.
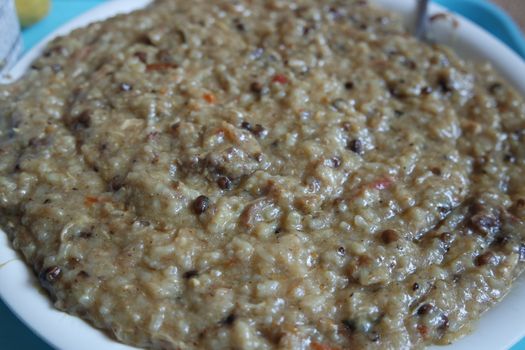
[222,313,237,326]
[488,82,502,94]
[77,271,90,279]
[493,235,509,246]
[183,270,199,279]
[344,81,354,90]
[252,124,267,138]
[330,157,341,168]
[79,231,93,239]
[405,60,417,70]
[73,110,91,130]
[241,121,252,131]
[234,20,245,32]
[134,51,148,63]
[342,319,357,332]
[430,167,442,176]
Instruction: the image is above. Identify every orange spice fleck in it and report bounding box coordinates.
[417,324,429,338]
[203,92,216,104]
[84,196,111,206]
[84,196,99,206]
[311,342,341,350]
[146,62,177,71]
[272,74,288,84]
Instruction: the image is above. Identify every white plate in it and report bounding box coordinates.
[1,0,525,349]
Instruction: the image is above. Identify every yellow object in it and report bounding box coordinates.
[15,0,50,28]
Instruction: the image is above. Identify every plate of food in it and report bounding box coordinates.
[1,0,525,349]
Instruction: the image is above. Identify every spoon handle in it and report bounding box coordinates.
[414,0,429,39]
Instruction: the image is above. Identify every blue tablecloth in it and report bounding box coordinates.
[1,1,524,349]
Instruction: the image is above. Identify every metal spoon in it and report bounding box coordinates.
[415,0,429,39]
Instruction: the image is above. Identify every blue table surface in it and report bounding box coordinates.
[1,0,525,349]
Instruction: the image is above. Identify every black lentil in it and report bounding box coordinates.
[475,251,495,266]
[217,176,232,190]
[417,303,433,315]
[420,86,433,95]
[79,231,93,239]
[193,195,210,214]
[437,75,453,93]
[39,266,62,285]
[430,167,442,176]
[381,229,399,244]
[348,139,363,154]
[250,82,263,94]
[439,314,450,330]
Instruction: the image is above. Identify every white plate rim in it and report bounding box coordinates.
[1,0,525,349]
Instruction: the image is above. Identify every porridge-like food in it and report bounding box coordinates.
[1,0,525,349]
